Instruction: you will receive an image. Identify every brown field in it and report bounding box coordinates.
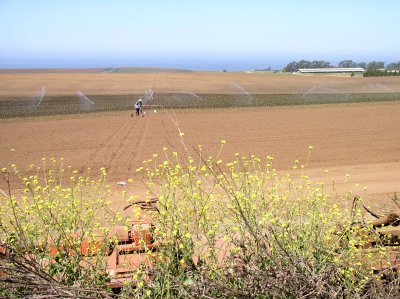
[0,72,399,211]
[1,72,400,96]
[1,101,400,210]
[0,68,102,74]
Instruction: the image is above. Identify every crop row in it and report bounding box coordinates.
[0,93,399,118]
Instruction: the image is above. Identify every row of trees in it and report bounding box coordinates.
[387,61,400,70]
[283,59,400,72]
[364,69,400,77]
[283,60,332,72]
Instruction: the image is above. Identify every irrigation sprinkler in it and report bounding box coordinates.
[139,88,191,156]
[302,84,321,97]
[36,86,46,108]
[302,84,340,97]
[77,91,95,105]
[181,91,203,101]
[77,91,95,111]
[22,86,46,113]
[374,83,394,93]
[134,89,164,115]
[142,88,155,105]
[230,83,254,106]
[302,84,354,104]
[167,91,204,108]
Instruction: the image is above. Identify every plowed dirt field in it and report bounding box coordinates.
[1,102,399,210]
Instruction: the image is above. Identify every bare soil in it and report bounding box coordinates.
[0,68,102,74]
[1,102,399,211]
[1,72,400,96]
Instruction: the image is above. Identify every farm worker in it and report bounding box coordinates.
[134,99,143,117]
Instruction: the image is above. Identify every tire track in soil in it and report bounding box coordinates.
[108,120,136,167]
[108,117,146,176]
[87,116,135,171]
[161,118,177,150]
[130,116,150,170]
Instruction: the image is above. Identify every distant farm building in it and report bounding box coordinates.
[297,68,366,75]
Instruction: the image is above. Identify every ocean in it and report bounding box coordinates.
[0,56,287,71]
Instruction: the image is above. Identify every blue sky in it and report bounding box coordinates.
[0,0,399,69]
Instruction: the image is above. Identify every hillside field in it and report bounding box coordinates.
[0,71,399,211]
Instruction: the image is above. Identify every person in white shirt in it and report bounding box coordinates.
[134,99,143,117]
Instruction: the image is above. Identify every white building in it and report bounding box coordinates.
[297,68,366,74]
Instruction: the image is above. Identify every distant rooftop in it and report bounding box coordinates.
[297,68,366,73]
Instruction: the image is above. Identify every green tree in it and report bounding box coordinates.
[297,60,312,69]
[338,60,358,68]
[367,61,385,71]
[358,62,367,69]
[283,61,298,72]
[283,60,332,72]
[387,61,400,70]
[310,60,331,68]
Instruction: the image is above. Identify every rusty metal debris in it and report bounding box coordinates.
[0,198,161,290]
[3,195,400,291]
[356,200,400,274]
